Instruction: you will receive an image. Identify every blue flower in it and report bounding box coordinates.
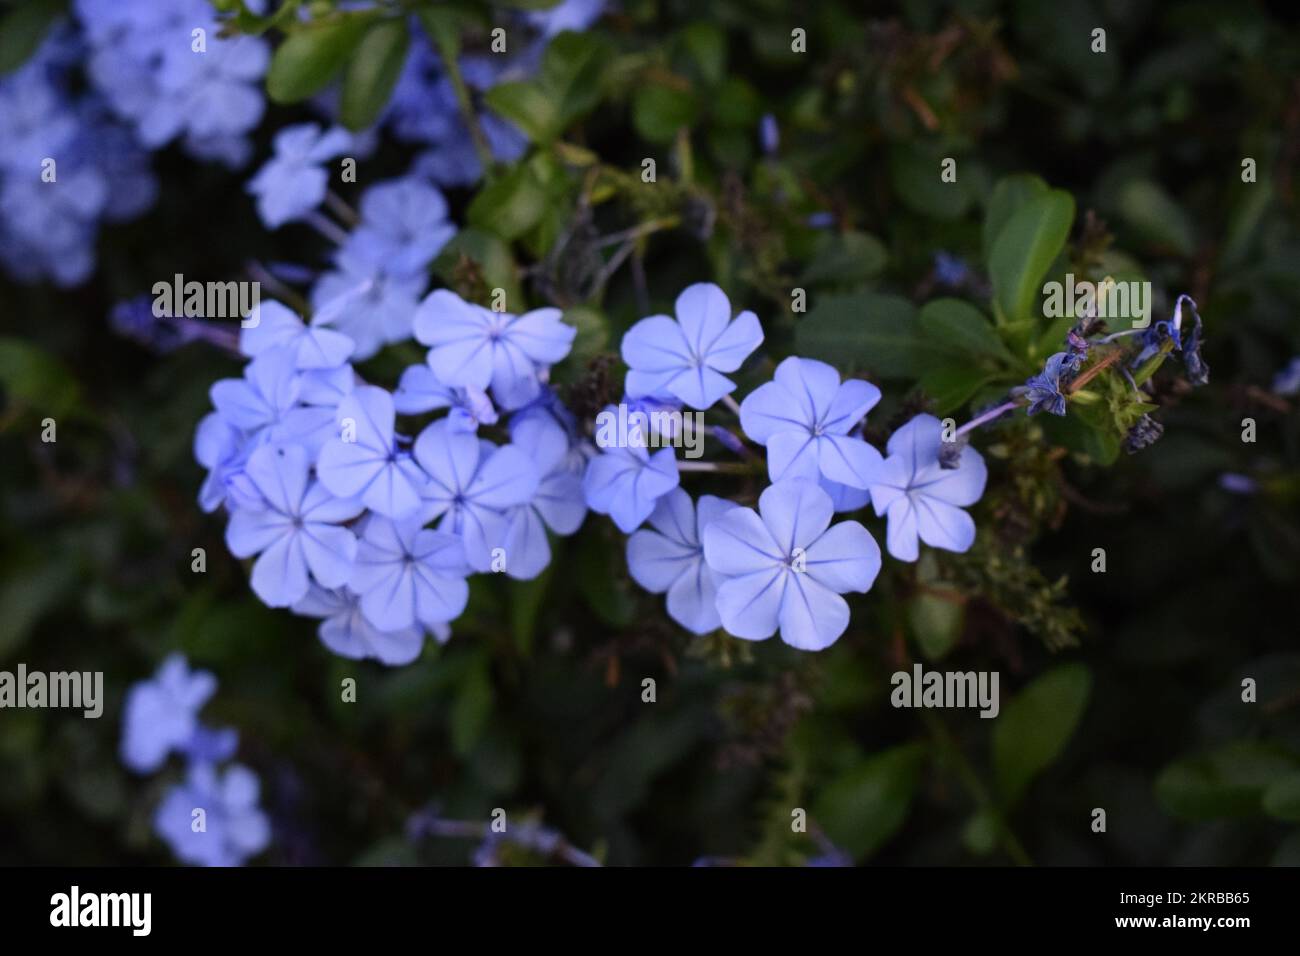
[247,123,352,228]
[583,410,680,533]
[1274,357,1300,396]
[499,415,588,580]
[240,300,354,370]
[311,248,427,360]
[393,363,498,431]
[868,414,987,562]
[293,585,435,666]
[1020,352,1070,416]
[702,479,881,651]
[349,515,470,632]
[412,420,540,571]
[341,177,456,279]
[225,444,364,607]
[527,0,607,37]
[210,346,301,434]
[621,283,764,409]
[120,654,218,774]
[627,488,737,634]
[154,762,270,867]
[276,364,357,459]
[413,289,576,410]
[317,385,428,519]
[933,251,970,288]
[740,356,884,488]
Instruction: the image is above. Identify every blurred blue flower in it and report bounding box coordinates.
[869,414,987,562]
[394,363,498,431]
[740,356,883,488]
[210,346,301,434]
[1274,357,1300,396]
[413,289,576,410]
[702,479,881,651]
[412,420,540,572]
[293,584,435,666]
[1020,352,1070,416]
[120,654,219,774]
[627,488,737,634]
[240,300,354,370]
[622,283,764,409]
[341,177,456,279]
[154,762,270,867]
[316,385,428,518]
[350,515,470,632]
[225,444,364,607]
[527,0,607,37]
[311,248,427,360]
[247,123,352,228]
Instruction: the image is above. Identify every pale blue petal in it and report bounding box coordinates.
[778,575,849,650]
[714,568,785,640]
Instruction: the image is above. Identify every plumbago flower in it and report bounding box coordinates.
[501,415,588,580]
[293,584,437,667]
[868,414,988,562]
[240,300,355,370]
[225,444,364,607]
[414,289,577,410]
[350,516,471,633]
[154,763,271,868]
[628,489,737,634]
[740,357,884,489]
[582,407,680,533]
[317,385,428,519]
[247,123,353,228]
[120,655,234,774]
[703,480,882,650]
[394,364,498,432]
[621,282,764,409]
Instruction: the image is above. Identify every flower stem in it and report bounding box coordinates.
[304,211,350,247]
[430,32,496,179]
[955,400,1020,438]
[720,394,743,417]
[676,460,752,473]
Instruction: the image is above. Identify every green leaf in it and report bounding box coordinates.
[907,592,964,660]
[433,228,523,308]
[632,80,699,144]
[1263,773,1300,822]
[890,144,972,221]
[0,561,78,658]
[1156,742,1300,820]
[0,0,65,75]
[0,337,80,418]
[813,743,927,859]
[339,18,409,130]
[795,291,933,380]
[450,655,495,756]
[982,174,1049,259]
[680,22,726,86]
[467,163,550,240]
[993,663,1091,806]
[485,31,612,143]
[919,364,995,414]
[1116,179,1197,256]
[799,231,888,288]
[267,15,371,104]
[988,189,1074,325]
[918,298,1017,365]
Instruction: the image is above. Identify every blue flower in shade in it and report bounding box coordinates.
[740,356,884,488]
[627,488,737,634]
[868,414,987,562]
[583,410,680,533]
[247,123,352,228]
[293,584,435,666]
[621,283,764,409]
[413,289,577,410]
[393,364,498,432]
[311,249,427,360]
[349,516,470,632]
[154,762,270,867]
[194,412,248,513]
[317,385,428,519]
[341,177,456,279]
[1021,352,1070,416]
[933,251,971,288]
[120,654,217,773]
[702,479,881,651]
[225,444,364,607]
[276,363,357,460]
[527,0,607,37]
[499,414,588,580]
[210,346,301,434]
[412,420,540,572]
[1274,357,1300,396]
[240,300,354,370]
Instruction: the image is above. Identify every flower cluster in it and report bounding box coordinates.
[120,655,269,866]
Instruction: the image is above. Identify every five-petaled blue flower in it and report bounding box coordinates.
[412,420,540,572]
[702,479,881,650]
[240,300,354,370]
[627,488,737,634]
[740,356,884,488]
[293,584,435,667]
[583,407,680,533]
[500,414,588,580]
[349,515,470,633]
[120,654,221,774]
[225,444,364,607]
[414,289,577,410]
[621,282,764,409]
[247,123,352,228]
[868,414,987,562]
[154,762,270,868]
[1021,352,1071,416]
[317,385,428,519]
